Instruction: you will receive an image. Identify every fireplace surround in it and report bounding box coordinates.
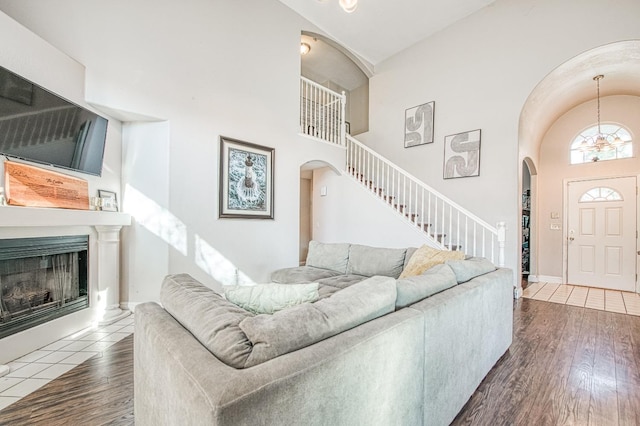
[0,205,131,369]
[0,235,89,339]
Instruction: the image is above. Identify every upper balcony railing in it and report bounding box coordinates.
[300,77,346,146]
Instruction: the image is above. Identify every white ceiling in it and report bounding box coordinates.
[280,0,497,65]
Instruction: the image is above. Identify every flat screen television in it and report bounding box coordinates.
[0,65,108,176]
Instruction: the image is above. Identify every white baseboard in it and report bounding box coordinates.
[530,275,563,284]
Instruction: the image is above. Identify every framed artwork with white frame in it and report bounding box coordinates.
[443,129,481,179]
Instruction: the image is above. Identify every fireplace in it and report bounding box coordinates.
[0,235,89,339]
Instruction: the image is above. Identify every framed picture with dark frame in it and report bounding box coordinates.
[443,129,481,179]
[219,136,274,219]
[98,189,118,212]
[404,101,435,148]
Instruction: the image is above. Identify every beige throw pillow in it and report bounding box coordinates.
[399,245,465,278]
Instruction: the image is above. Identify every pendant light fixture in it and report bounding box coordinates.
[579,74,624,155]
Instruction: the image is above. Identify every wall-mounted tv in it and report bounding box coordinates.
[0,65,108,176]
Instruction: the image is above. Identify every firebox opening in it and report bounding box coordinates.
[0,235,89,339]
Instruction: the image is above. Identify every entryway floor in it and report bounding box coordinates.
[523,282,640,316]
[0,315,134,411]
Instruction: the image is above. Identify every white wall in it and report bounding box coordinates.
[312,167,437,249]
[0,0,347,301]
[537,95,640,278]
[360,0,640,278]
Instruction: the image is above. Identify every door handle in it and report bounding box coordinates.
[569,237,574,241]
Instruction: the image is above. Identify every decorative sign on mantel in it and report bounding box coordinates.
[4,161,90,210]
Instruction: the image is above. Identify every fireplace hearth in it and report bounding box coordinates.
[0,235,89,339]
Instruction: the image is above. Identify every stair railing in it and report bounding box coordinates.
[300,77,346,146]
[346,135,505,266]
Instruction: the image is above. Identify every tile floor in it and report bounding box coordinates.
[523,282,640,316]
[0,315,134,411]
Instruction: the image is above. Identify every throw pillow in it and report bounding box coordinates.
[224,283,319,315]
[399,244,465,278]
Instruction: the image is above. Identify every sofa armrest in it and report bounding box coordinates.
[135,302,425,426]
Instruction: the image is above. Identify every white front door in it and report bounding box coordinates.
[567,177,637,291]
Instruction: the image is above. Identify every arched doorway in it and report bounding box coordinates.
[519,40,640,292]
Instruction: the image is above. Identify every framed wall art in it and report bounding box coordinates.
[219,136,274,219]
[443,129,481,179]
[404,101,434,148]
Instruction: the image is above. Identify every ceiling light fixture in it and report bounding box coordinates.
[339,0,358,13]
[300,42,311,55]
[579,74,624,156]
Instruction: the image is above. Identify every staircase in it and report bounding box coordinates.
[300,78,505,266]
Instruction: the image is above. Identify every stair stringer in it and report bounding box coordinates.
[311,166,441,250]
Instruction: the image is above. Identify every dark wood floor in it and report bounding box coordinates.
[1,299,639,425]
[0,335,134,426]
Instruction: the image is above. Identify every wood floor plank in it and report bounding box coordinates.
[588,310,619,425]
[0,335,133,426]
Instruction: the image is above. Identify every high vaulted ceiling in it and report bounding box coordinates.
[279,0,496,65]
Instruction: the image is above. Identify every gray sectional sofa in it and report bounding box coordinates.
[135,241,513,426]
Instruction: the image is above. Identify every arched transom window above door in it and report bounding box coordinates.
[579,187,623,202]
[570,124,633,164]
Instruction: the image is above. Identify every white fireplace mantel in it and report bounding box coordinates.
[0,205,131,228]
[0,205,132,371]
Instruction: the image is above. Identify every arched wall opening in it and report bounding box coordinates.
[518,40,640,290]
[300,31,370,136]
[299,160,341,264]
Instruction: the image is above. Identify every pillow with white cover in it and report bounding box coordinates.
[224,283,319,314]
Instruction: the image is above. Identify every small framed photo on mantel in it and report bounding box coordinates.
[97,189,118,212]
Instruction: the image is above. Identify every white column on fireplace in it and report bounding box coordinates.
[95,225,130,325]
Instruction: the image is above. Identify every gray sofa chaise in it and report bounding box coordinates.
[135,241,513,426]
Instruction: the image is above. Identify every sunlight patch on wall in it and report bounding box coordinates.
[195,234,254,286]
[123,184,187,255]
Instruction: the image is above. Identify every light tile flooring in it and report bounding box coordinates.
[523,282,640,316]
[0,315,134,411]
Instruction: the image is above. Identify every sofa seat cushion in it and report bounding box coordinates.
[160,274,253,369]
[305,241,351,273]
[346,244,407,278]
[240,275,397,368]
[224,283,320,314]
[271,266,342,284]
[399,245,465,278]
[395,263,458,309]
[446,257,496,283]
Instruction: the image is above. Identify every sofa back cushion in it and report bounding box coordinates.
[240,275,397,368]
[395,263,458,309]
[306,241,351,273]
[160,274,253,369]
[446,257,497,283]
[346,244,407,278]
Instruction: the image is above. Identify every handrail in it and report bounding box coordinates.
[347,135,497,233]
[345,135,505,266]
[300,77,346,146]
